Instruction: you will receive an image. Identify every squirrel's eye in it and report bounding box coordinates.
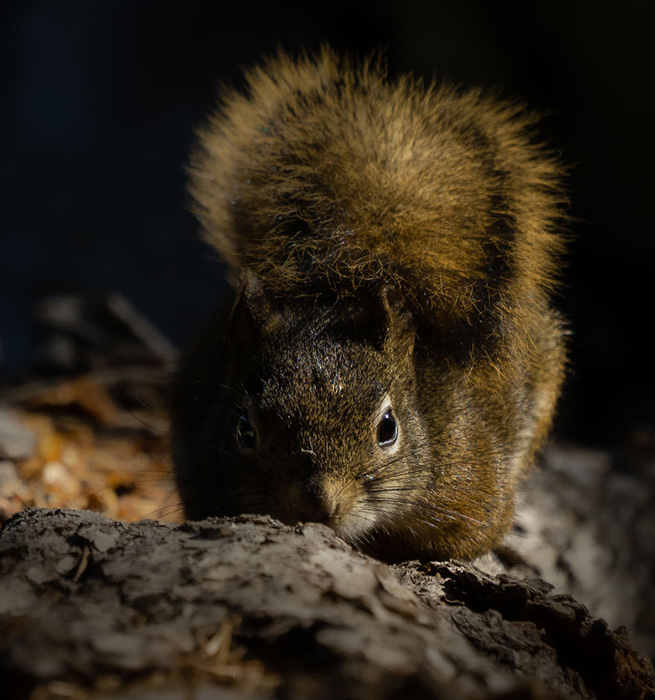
[377,408,398,447]
[236,413,257,451]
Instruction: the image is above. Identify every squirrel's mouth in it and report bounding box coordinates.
[268,504,376,548]
[323,509,380,547]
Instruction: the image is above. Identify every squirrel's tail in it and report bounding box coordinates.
[188,47,567,330]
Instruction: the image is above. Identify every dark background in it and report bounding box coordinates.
[1,0,654,448]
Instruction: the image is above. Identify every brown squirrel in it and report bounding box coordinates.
[170,48,567,562]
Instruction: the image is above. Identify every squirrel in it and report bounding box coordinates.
[170,47,568,562]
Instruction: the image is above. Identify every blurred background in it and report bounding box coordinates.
[1,0,654,449]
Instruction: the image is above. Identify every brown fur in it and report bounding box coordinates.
[171,48,568,561]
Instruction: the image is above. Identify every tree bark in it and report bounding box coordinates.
[1,507,653,700]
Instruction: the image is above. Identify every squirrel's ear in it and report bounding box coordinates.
[229,270,283,342]
[379,285,415,359]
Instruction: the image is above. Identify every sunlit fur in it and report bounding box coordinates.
[171,47,567,561]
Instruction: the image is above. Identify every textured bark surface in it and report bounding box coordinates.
[475,443,655,661]
[1,507,653,700]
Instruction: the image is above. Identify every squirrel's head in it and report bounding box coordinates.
[193,273,433,547]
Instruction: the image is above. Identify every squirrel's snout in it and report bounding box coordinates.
[279,480,339,525]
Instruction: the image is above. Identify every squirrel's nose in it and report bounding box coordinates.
[296,491,332,523]
[281,481,335,524]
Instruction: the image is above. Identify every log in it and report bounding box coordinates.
[1,508,653,700]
